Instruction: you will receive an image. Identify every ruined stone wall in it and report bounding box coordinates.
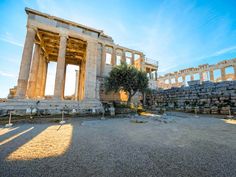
[147,81,236,115]
[98,77,121,102]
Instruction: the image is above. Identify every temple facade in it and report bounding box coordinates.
[1,8,158,114]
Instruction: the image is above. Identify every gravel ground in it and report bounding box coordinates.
[0,113,236,177]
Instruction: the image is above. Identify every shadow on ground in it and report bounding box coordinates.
[0,115,236,177]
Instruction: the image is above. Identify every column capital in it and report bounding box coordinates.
[26,25,37,33]
[100,42,106,47]
[59,32,68,38]
[86,38,97,42]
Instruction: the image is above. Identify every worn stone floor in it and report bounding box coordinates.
[0,114,235,177]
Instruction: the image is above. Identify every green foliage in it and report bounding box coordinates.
[105,62,149,105]
[137,70,149,93]
[114,103,130,108]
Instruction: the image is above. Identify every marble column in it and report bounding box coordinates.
[233,65,236,80]
[122,50,126,63]
[35,51,44,97]
[16,26,36,98]
[96,43,102,76]
[84,40,98,100]
[41,61,48,97]
[140,54,145,71]
[111,47,116,65]
[131,52,135,65]
[155,71,158,80]
[78,61,85,100]
[61,64,67,99]
[190,75,194,81]
[54,34,67,99]
[74,69,79,100]
[175,77,178,83]
[100,44,106,76]
[221,67,226,81]
[210,69,214,81]
[199,72,203,82]
[168,78,171,84]
[182,75,186,86]
[27,43,40,98]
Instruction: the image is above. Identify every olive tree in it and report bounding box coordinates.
[105,62,149,105]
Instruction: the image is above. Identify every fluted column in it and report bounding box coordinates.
[78,61,85,100]
[35,51,44,97]
[16,26,36,98]
[199,72,203,82]
[41,61,48,97]
[84,40,98,99]
[140,54,145,71]
[100,44,106,76]
[131,52,135,65]
[74,69,79,100]
[61,64,67,99]
[155,71,158,80]
[221,67,226,81]
[233,65,236,80]
[182,75,186,86]
[111,47,116,65]
[190,75,194,81]
[210,69,214,81]
[54,33,67,99]
[27,43,40,98]
[122,50,126,63]
[175,77,178,83]
[39,56,47,97]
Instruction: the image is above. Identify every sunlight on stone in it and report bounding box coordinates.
[0,127,19,136]
[140,112,160,117]
[6,124,73,161]
[223,119,236,125]
[0,127,34,146]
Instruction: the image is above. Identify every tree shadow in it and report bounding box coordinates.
[0,119,87,177]
[0,118,114,177]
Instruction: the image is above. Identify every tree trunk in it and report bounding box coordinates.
[127,93,132,106]
[127,91,136,106]
[142,92,146,107]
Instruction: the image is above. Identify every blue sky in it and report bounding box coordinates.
[0,0,236,98]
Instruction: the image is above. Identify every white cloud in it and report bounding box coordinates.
[213,46,236,56]
[157,45,236,75]
[34,0,236,78]
[0,70,16,78]
[0,32,23,47]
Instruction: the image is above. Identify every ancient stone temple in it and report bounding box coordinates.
[157,58,236,89]
[0,8,158,114]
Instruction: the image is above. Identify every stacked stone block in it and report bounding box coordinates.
[147,81,236,115]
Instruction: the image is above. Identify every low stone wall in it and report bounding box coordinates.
[147,81,236,115]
